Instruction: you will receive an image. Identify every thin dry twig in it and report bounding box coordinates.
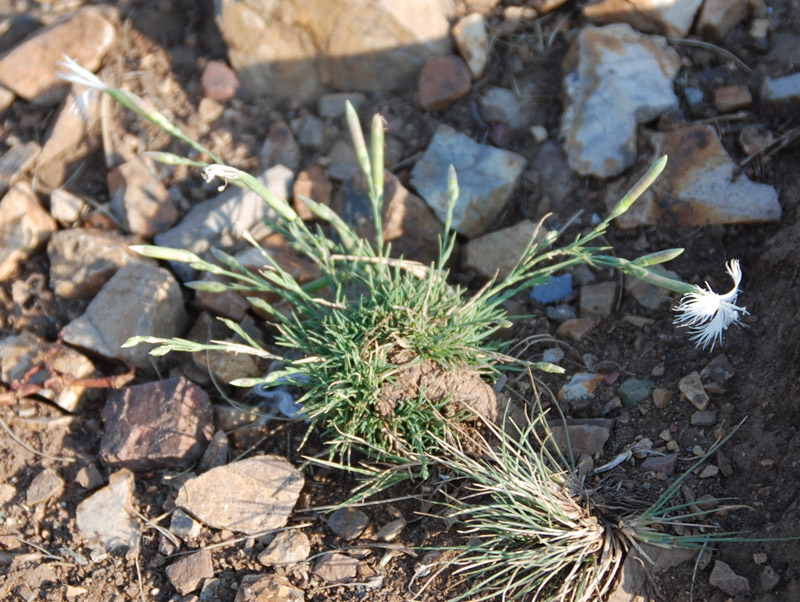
[668,37,752,74]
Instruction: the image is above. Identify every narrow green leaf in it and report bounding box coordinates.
[129,245,200,263]
[185,280,229,293]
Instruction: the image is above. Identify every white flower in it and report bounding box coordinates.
[673,259,748,350]
[56,55,108,119]
[202,164,244,191]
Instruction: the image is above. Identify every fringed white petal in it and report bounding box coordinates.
[673,260,747,350]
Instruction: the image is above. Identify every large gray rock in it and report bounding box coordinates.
[0,7,115,105]
[411,124,526,237]
[561,24,680,178]
[175,455,303,535]
[154,166,278,281]
[216,0,452,102]
[60,262,187,369]
[462,220,549,279]
[99,377,214,472]
[607,126,781,228]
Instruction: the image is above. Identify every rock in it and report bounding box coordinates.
[192,345,264,383]
[170,509,203,541]
[738,124,775,155]
[530,274,573,304]
[530,125,548,143]
[197,430,229,473]
[314,552,359,584]
[36,87,101,188]
[761,72,800,119]
[709,560,750,596]
[417,55,471,111]
[235,574,304,602]
[463,220,549,280]
[690,410,717,426]
[292,114,325,149]
[214,404,261,432]
[49,189,88,224]
[717,450,734,477]
[318,92,365,118]
[293,165,332,220]
[452,13,488,79]
[154,166,277,281]
[542,347,565,364]
[75,464,104,490]
[0,85,14,114]
[326,138,360,181]
[624,266,677,309]
[695,0,754,41]
[698,464,719,478]
[580,281,617,317]
[26,468,65,506]
[713,84,752,112]
[75,469,140,558]
[532,141,580,203]
[0,7,115,105]
[337,170,443,263]
[327,507,370,540]
[198,97,224,125]
[0,14,42,54]
[679,371,709,410]
[47,229,147,299]
[761,565,780,592]
[108,156,178,237]
[558,373,604,402]
[165,550,214,595]
[556,317,596,342]
[701,354,735,382]
[411,124,525,237]
[608,126,781,228]
[376,518,406,542]
[0,182,57,282]
[0,140,40,196]
[641,452,678,475]
[478,86,535,130]
[548,420,612,456]
[217,0,453,102]
[0,332,97,412]
[607,543,695,602]
[583,0,703,37]
[60,262,187,369]
[258,530,311,566]
[99,377,213,472]
[260,121,301,171]
[200,60,240,102]
[547,304,578,322]
[617,379,654,408]
[530,0,570,14]
[561,24,680,178]
[0,483,16,504]
[175,455,303,535]
[652,388,672,409]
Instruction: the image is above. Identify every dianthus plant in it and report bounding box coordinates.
[58,57,746,464]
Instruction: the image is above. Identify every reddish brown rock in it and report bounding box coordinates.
[713,84,752,113]
[293,165,332,221]
[0,7,115,105]
[417,55,471,111]
[99,377,214,472]
[201,60,240,102]
[0,182,57,282]
[108,156,178,237]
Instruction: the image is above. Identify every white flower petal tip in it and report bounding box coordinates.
[673,259,748,351]
[202,164,243,192]
[55,55,107,91]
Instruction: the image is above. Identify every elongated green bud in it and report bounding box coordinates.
[185,280,230,293]
[145,151,207,168]
[632,248,684,267]
[370,114,385,201]
[129,245,200,263]
[346,101,372,189]
[606,155,667,223]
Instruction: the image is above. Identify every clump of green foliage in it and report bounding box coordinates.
[124,101,682,465]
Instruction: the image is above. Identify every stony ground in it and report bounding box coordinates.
[1,1,799,601]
